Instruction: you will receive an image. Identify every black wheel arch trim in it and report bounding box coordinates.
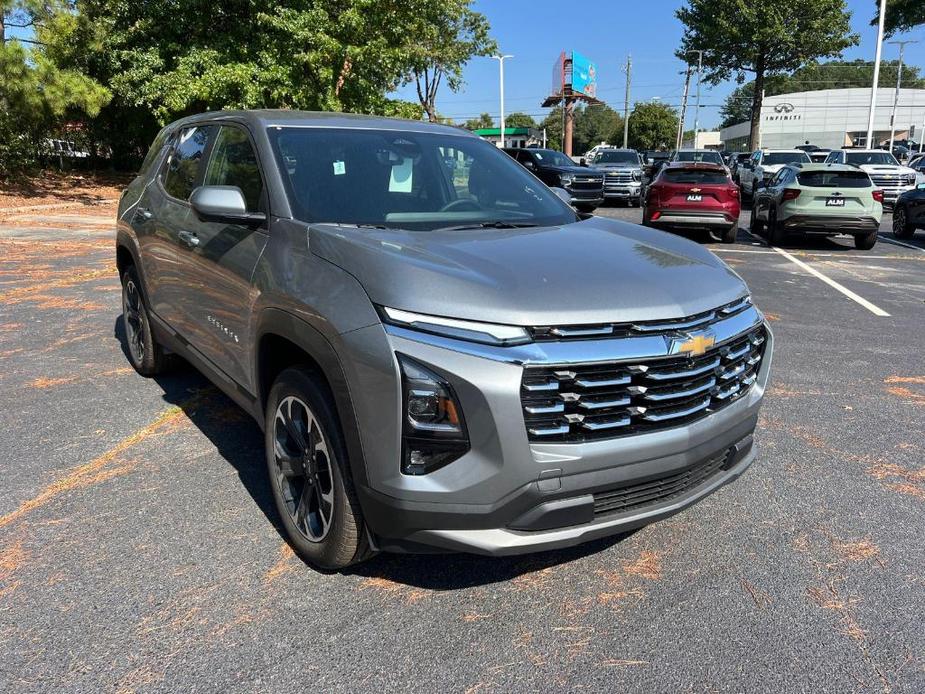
[254,307,370,489]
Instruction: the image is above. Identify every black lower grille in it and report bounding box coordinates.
[521,325,766,442]
[593,450,730,517]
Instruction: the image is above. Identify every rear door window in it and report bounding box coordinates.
[161,125,216,201]
[797,171,872,188]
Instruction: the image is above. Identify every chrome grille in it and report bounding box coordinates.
[521,325,766,442]
[870,173,912,188]
[531,296,751,341]
[605,171,635,184]
[593,449,731,517]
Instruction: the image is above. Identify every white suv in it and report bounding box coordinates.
[824,149,917,207]
[738,150,811,198]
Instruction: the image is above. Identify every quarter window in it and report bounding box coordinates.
[203,126,264,211]
[162,125,216,201]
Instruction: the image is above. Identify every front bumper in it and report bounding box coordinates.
[603,183,641,199]
[343,307,773,556]
[781,215,880,233]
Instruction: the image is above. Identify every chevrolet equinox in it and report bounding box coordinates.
[116,111,773,569]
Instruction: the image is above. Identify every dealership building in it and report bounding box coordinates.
[720,87,925,151]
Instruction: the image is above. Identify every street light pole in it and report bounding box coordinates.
[689,50,704,148]
[866,0,887,147]
[887,40,918,153]
[622,54,632,149]
[492,55,513,148]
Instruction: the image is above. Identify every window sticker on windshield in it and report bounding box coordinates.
[333,160,346,175]
[534,152,543,160]
[389,157,413,193]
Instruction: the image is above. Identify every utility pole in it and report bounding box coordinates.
[887,40,917,152]
[622,54,632,149]
[691,50,704,148]
[866,0,887,148]
[491,55,513,148]
[676,66,692,150]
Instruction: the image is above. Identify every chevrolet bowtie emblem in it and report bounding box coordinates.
[672,333,716,357]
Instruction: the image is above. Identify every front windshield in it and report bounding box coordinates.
[764,152,811,165]
[594,151,638,165]
[268,128,577,231]
[846,151,899,166]
[532,149,575,167]
[675,151,723,165]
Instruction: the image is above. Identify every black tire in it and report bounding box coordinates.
[854,229,878,250]
[265,367,373,570]
[893,205,916,239]
[121,266,169,376]
[630,197,641,208]
[720,221,738,244]
[749,207,764,234]
[575,203,597,213]
[767,208,786,246]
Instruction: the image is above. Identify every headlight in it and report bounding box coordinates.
[380,306,531,346]
[398,355,469,475]
[905,174,916,185]
[632,170,641,181]
[560,174,574,187]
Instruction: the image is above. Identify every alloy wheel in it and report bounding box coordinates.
[893,208,906,235]
[273,396,334,542]
[122,279,145,364]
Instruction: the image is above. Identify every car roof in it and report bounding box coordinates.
[675,149,717,153]
[665,162,726,171]
[791,163,866,172]
[762,149,806,154]
[166,109,474,138]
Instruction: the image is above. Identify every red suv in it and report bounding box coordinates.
[643,163,741,243]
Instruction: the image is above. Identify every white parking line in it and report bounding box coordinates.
[714,248,916,260]
[878,234,925,253]
[768,246,891,317]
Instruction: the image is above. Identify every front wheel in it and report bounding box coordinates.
[854,229,878,250]
[893,206,916,239]
[265,368,373,570]
[749,207,764,234]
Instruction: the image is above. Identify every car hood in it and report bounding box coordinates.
[592,163,640,170]
[309,217,747,326]
[858,164,916,175]
[548,164,600,176]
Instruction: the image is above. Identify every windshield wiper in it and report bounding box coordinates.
[434,221,540,232]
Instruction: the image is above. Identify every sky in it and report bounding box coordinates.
[391,0,925,130]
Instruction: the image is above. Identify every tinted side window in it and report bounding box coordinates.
[139,127,171,176]
[162,125,215,201]
[203,126,264,211]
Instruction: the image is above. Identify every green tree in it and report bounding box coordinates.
[505,112,536,128]
[1,1,109,173]
[627,101,679,150]
[872,0,925,37]
[719,59,925,128]
[402,0,496,122]
[676,0,858,149]
[464,112,494,130]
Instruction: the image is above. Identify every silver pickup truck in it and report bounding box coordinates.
[589,148,644,206]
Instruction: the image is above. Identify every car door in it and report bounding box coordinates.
[141,124,216,329]
[175,123,269,391]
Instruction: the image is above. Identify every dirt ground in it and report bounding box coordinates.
[0,171,127,213]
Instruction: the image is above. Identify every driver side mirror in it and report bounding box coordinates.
[579,158,587,167]
[190,186,266,227]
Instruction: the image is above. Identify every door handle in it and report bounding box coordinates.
[178,230,200,248]
[133,207,153,223]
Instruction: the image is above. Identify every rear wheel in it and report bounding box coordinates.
[893,205,915,239]
[265,367,373,570]
[121,266,169,376]
[719,221,738,244]
[854,229,878,250]
[767,208,786,246]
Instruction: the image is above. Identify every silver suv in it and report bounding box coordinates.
[117,110,773,569]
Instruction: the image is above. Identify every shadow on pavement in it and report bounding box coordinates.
[113,314,634,589]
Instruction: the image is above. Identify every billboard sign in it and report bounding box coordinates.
[570,51,597,99]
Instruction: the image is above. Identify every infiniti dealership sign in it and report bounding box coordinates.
[766,103,800,121]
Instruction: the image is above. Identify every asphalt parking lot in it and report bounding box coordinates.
[1,204,923,692]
